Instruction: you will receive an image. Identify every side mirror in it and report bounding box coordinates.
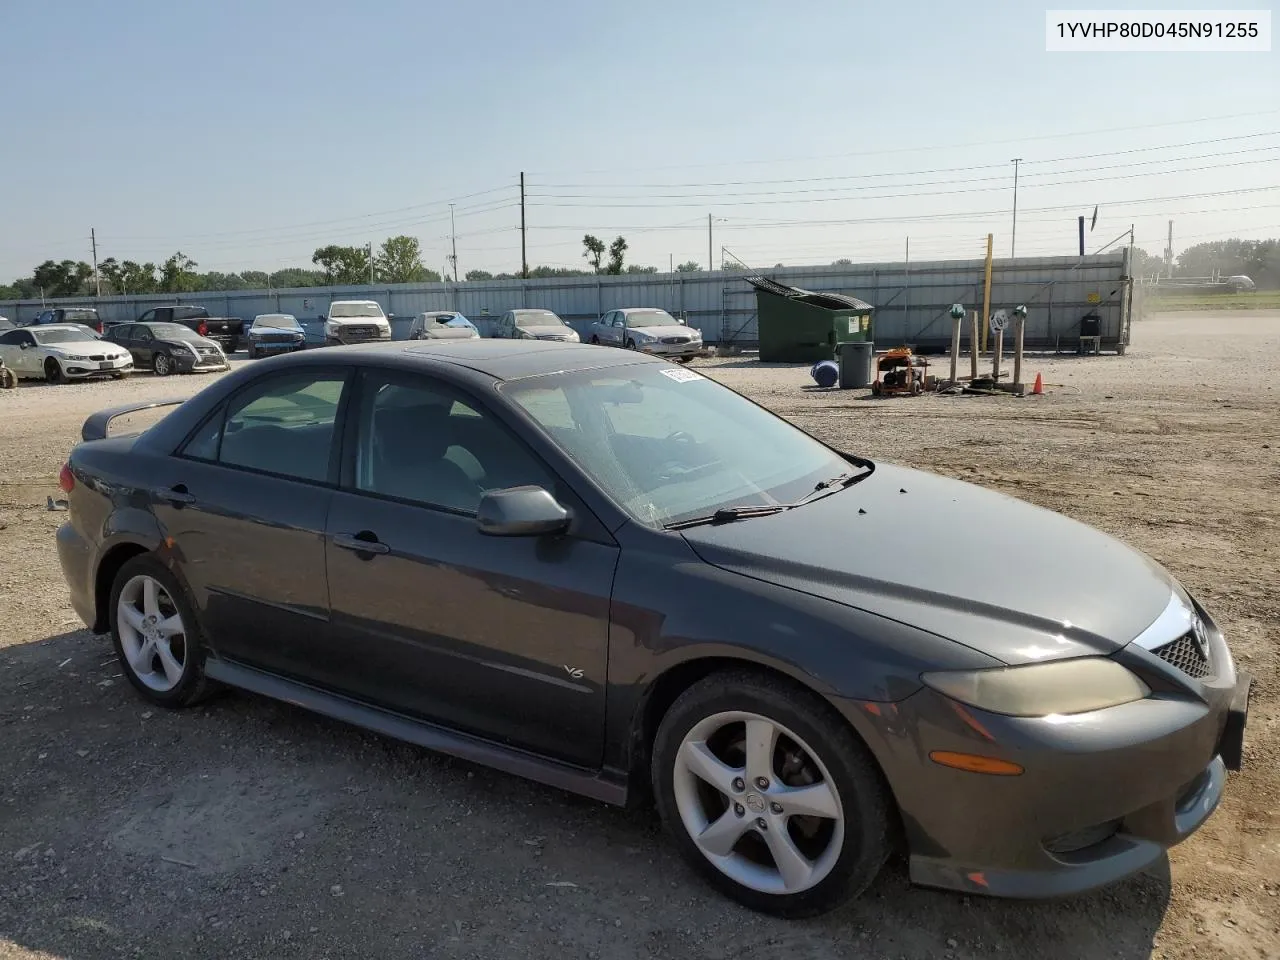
[477,485,570,537]
[388,313,396,319]
[318,314,326,321]
[20,342,31,350]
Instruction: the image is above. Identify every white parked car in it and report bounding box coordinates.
[493,309,580,342]
[321,300,392,346]
[0,323,133,383]
[588,308,702,361]
[408,311,481,340]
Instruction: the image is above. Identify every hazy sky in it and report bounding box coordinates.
[1,0,1276,281]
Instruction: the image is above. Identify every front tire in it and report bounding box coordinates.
[247,344,259,360]
[44,358,66,384]
[108,555,215,708]
[153,352,174,377]
[652,670,891,918]
[590,335,600,344]
[626,339,637,350]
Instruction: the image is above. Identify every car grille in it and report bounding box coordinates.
[1152,631,1211,679]
[88,354,106,362]
[257,334,296,343]
[661,336,691,344]
[536,335,571,341]
[343,326,378,340]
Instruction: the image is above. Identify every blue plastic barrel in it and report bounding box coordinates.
[810,360,839,388]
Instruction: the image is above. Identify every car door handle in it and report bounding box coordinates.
[333,532,390,555]
[154,484,195,506]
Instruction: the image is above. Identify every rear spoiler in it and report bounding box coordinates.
[81,399,187,442]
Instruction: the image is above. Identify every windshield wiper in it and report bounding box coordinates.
[665,504,790,530]
[793,466,872,505]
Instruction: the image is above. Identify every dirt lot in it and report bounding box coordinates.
[1,312,1276,960]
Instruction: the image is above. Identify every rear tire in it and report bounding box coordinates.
[44,358,65,384]
[652,670,891,918]
[108,554,217,709]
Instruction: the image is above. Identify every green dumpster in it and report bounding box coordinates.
[746,276,875,362]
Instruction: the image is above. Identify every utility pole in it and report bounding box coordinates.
[368,242,375,285]
[1165,220,1174,278]
[708,213,713,272]
[519,173,528,279]
[449,203,459,282]
[1010,158,1022,258]
[90,227,101,297]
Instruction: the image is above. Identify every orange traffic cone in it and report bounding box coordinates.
[1032,373,1043,395]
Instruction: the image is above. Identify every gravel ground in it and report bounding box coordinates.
[0,312,1276,960]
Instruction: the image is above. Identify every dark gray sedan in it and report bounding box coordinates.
[54,340,1249,917]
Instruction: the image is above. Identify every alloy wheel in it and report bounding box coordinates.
[672,711,845,896]
[116,574,188,692]
[154,353,172,376]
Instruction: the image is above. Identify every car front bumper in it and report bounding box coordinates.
[63,357,133,378]
[839,633,1248,899]
[636,341,701,358]
[173,352,230,374]
[250,337,305,353]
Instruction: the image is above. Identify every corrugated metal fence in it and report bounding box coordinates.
[1,252,1132,351]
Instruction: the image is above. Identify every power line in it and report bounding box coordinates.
[526,108,1280,176]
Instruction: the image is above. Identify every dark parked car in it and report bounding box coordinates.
[55,341,1249,917]
[28,306,105,334]
[133,306,244,353]
[104,322,230,376]
[246,313,307,359]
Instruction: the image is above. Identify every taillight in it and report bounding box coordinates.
[58,463,75,493]
[197,321,208,336]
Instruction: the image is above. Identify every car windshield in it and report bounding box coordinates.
[626,310,679,329]
[149,322,202,339]
[330,303,385,318]
[63,309,99,321]
[34,329,97,345]
[504,365,852,527]
[253,315,300,330]
[516,311,565,327]
[433,313,472,327]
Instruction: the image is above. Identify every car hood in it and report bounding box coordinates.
[520,324,577,338]
[161,337,220,350]
[421,326,478,339]
[632,324,697,338]
[250,327,303,336]
[328,316,388,326]
[47,342,129,357]
[678,463,1176,665]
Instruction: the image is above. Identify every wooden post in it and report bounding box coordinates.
[980,234,994,355]
[970,310,980,380]
[1013,314,1025,389]
[992,328,1004,382]
[949,314,961,384]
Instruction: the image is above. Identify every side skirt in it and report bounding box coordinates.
[204,657,629,806]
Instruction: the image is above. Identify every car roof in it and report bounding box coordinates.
[618,307,672,314]
[329,299,380,305]
[299,338,668,381]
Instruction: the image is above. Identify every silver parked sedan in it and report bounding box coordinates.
[589,307,702,361]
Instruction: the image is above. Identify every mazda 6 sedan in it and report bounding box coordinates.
[55,339,1249,917]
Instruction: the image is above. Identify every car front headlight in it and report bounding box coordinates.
[921,658,1149,717]
[690,329,702,340]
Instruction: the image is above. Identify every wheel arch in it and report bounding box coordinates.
[625,654,898,817]
[92,540,152,633]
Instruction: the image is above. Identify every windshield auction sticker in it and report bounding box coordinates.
[1046,10,1271,51]
[660,367,704,383]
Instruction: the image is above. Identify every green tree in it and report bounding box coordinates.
[675,261,700,272]
[606,236,628,275]
[529,266,590,278]
[272,268,328,288]
[582,234,606,272]
[312,245,371,285]
[32,259,93,297]
[376,235,437,283]
[239,271,270,288]
[465,269,494,281]
[1129,247,1165,278]
[159,252,200,293]
[625,264,657,274]
[197,271,249,291]
[1176,238,1280,287]
[831,258,853,266]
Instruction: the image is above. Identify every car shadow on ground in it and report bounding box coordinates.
[0,629,1171,960]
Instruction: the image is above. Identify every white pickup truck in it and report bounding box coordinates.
[322,300,393,346]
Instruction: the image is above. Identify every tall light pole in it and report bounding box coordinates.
[449,203,459,282]
[1010,158,1023,258]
